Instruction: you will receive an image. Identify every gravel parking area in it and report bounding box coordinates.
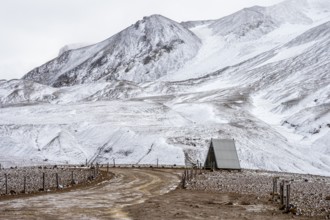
[186,169,330,218]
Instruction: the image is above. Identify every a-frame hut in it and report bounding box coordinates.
[204,139,241,170]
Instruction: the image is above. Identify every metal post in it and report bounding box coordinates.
[97,163,99,175]
[56,173,59,189]
[113,158,116,167]
[5,173,8,194]
[182,171,186,188]
[274,178,278,194]
[23,176,26,193]
[42,172,45,191]
[272,177,278,201]
[286,184,291,210]
[280,181,284,206]
[157,158,159,168]
[85,159,87,166]
[107,163,109,174]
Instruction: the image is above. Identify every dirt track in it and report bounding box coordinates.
[0,168,181,220]
[1,168,327,220]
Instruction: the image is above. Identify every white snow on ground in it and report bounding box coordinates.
[0,0,329,176]
[260,41,316,66]
[0,101,186,167]
[162,7,329,82]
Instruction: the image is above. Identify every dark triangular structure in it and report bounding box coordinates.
[204,139,241,170]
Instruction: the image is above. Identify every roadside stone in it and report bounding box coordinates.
[186,169,330,218]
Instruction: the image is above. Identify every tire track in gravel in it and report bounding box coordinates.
[0,168,181,220]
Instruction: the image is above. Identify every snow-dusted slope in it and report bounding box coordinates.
[0,79,144,107]
[1,0,329,175]
[162,0,330,81]
[0,79,56,106]
[23,15,201,87]
[58,43,91,56]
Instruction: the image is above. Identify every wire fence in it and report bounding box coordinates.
[0,164,101,195]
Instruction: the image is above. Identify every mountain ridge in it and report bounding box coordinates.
[23,14,201,87]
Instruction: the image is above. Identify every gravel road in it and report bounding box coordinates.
[0,168,181,220]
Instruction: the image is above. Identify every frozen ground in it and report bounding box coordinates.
[0,92,329,176]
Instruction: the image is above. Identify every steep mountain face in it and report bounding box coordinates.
[1,0,330,175]
[23,15,201,87]
[209,6,279,40]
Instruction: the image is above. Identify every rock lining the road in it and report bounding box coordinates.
[186,169,330,218]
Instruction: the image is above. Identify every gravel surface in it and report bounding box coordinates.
[186,169,330,218]
[0,168,180,219]
[0,165,98,195]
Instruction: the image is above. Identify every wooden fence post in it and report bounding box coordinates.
[272,177,278,201]
[71,171,74,184]
[42,172,45,191]
[183,171,186,188]
[23,176,26,193]
[286,184,291,210]
[5,173,8,194]
[280,180,284,206]
[56,173,59,189]
[97,163,99,176]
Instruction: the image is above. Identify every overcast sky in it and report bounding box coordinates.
[0,0,284,80]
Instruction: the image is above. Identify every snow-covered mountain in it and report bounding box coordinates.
[1,0,329,175]
[23,15,201,87]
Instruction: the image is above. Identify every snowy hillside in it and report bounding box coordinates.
[0,0,329,176]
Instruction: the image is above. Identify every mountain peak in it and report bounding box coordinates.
[143,14,167,20]
[23,14,201,86]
